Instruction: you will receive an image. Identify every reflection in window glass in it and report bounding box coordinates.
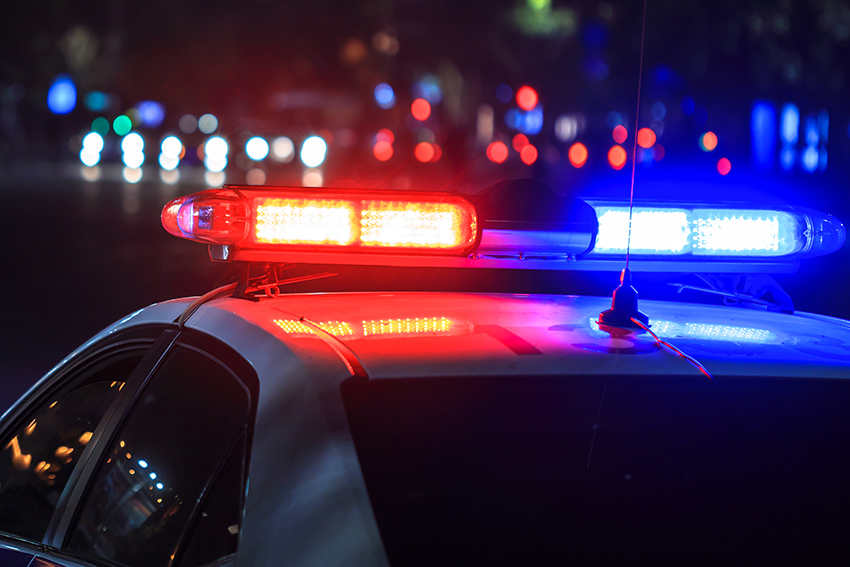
[0,356,140,541]
[68,347,250,567]
[178,436,246,566]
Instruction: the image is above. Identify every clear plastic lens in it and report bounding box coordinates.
[692,209,801,256]
[594,207,691,255]
[592,205,808,257]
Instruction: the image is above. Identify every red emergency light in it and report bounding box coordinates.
[162,186,480,261]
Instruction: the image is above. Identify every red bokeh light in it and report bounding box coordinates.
[568,143,588,168]
[376,128,394,144]
[516,86,538,111]
[411,98,431,121]
[414,142,435,163]
[486,141,509,163]
[373,140,393,161]
[717,157,731,175]
[430,143,442,162]
[612,125,628,144]
[520,144,538,165]
[701,131,718,151]
[637,127,656,149]
[512,133,529,152]
[608,145,627,170]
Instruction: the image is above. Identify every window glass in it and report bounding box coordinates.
[67,346,250,567]
[177,436,246,566]
[0,355,142,542]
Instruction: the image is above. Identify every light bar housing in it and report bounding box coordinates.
[162,186,480,258]
[162,186,844,273]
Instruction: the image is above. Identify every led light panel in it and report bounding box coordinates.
[692,209,801,256]
[594,207,692,255]
[254,198,357,245]
[361,202,466,248]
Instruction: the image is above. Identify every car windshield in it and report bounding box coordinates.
[342,373,850,564]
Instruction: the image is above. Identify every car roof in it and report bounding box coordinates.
[111,292,850,380]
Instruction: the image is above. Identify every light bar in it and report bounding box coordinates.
[162,186,479,256]
[587,202,844,259]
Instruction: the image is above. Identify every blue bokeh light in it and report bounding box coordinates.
[495,84,513,104]
[751,102,776,168]
[47,75,76,114]
[780,103,799,144]
[374,83,395,109]
[137,101,165,128]
[412,75,442,104]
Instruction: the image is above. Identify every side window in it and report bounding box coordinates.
[0,354,143,542]
[66,345,252,567]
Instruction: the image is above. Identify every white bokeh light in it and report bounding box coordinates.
[82,132,104,154]
[121,132,144,154]
[160,136,183,159]
[300,136,327,168]
[79,148,101,167]
[246,137,270,161]
[205,136,228,161]
[272,137,295,162]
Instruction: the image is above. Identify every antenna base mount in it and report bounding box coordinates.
[598,268,650,328]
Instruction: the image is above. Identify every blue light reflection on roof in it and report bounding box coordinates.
[651,320,776,343]
[588,318,776,344]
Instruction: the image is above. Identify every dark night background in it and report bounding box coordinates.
[2,0,850,410]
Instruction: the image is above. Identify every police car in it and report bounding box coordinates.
[1,181,849,566]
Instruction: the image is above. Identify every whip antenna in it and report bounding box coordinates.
[598,0,650,328]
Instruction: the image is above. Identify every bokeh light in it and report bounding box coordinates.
[179,114,198,134]
[608,145,627,170]
[612,125,628,144]
[160,136,183,159]
[81,165,101,181]
[512,133,529,152]
[486,141,509,163]
[373,140,393,161]
[205,136,229,161]
[160,169,180,185]
[198,113,218,134]
[414,142,435,162]
[47,75,76,114]
[717,157,731,175]
[496,84,513,104]
[374,83,396,109]
[113,115,132,137]
[430,143,442,162]
[246,168,266,185]
[650,101,667,121]
[84,91,111,112]
[205,171,225,186]
[637,127,656,148]
[411,98,431,121]
[302,170,323,187]
[121,132,144,154]
[653,144,665,161]
[376,128,394,144]
[91,117,110,136]
[413,74,442,103]
[79,148,100,167]
[122,167,142,184]
[136,101,165,127]
[300,135,328,167]
[246,137,270,161]
[516,86,538,111]
[82,132,104,154]
[520,144,538,165]
[699,131,718,151]
[271,137,295,162]
[568,143,588,168]
[122,151,144,169]
[158,154,179,171]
